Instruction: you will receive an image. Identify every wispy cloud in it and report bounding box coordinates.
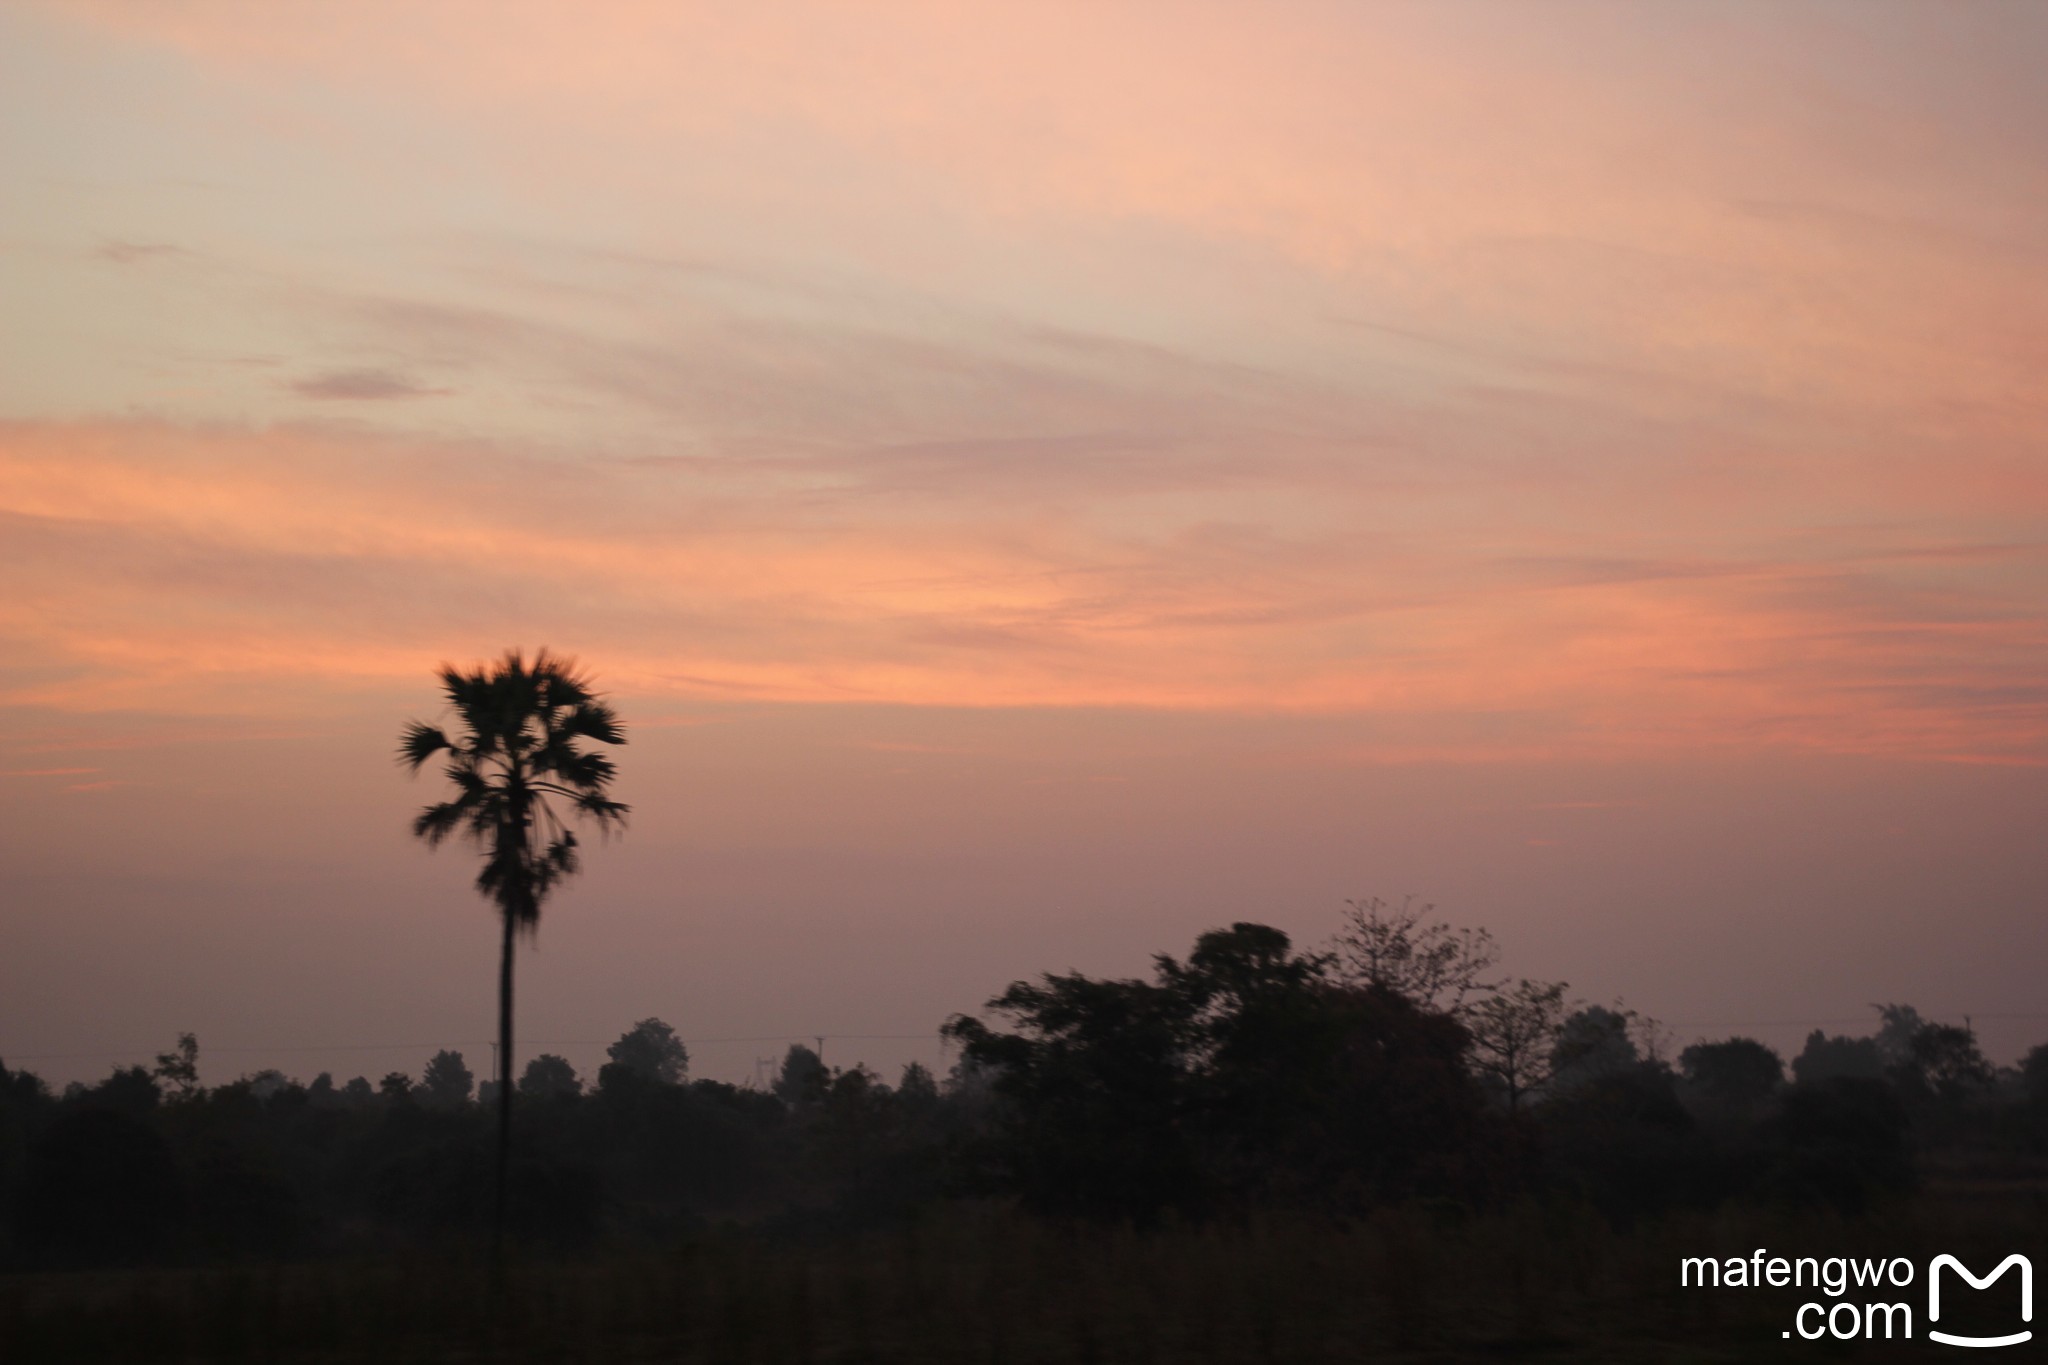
[94,240,183,264]
[5,2,2045,767]
[2,412,2043,763]
[288,368,451,401]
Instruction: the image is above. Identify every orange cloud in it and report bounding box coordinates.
[8,5,2046,764]
[3,416,2043,765]
[42,1,2048,421]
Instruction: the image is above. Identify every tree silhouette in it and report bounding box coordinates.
[1791,1029,1883,1084]
[1679,1037,1783,1115]
[519,1053,582,1100]
[773,1043,829,1108]
[1331,896,1499,1016]
[1550,1004,1641,1094]
[944,922,1488,1221]
[2022,1043,2048,1108]
[1466,978,1567,1111]
[421,1049,475,1108]
[399,648,627,1248]
[607,1018,689,1085]
[150,1033,200,1100]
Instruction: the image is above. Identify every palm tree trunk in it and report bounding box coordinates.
[495,902,514,1259]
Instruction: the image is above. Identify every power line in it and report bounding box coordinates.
[0,1033,948,1063]
[1665,1012,2048,1030]
[11,1015,2047,1066]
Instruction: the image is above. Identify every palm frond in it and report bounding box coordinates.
[411,801,467,847]
[406,647,627,929]
[536,747,616,790]
[543,832,580,879]
[575,791,630,831]
[564,700,625,746]
[397,721,451,773]
[575,792,628,818]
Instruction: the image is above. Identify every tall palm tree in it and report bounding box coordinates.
[398,648,627,1245]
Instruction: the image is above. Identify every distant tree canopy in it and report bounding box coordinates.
[1893,1022,1992,1104]
[1466,978,1568,1111]
[606,1019,689,1086]
[773,1044,829,1108]
[1761,1078,1914,1214]
[2023,1044,2048,1107]
[151,1033,199,1100]
[0,915,2033,1269]
[897,1060,939,1108]
[421,1050,475,1108]
[1793,1029,1884,1085]
[519,1054,582,1100]
[1873,1003,1927,1068]
[1680,1037,1784,1110]
[945,922,1490,1221]
[1332,896,1499,1016]
[1551,1005,1642,1093]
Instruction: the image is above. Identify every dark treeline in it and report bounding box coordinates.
[5,900,2047,1271]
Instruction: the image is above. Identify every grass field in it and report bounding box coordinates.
[8,1190,2040,1363]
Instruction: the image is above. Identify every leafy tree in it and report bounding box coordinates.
[1466,979,1567,1110]
[1679,1037,1783,1112]
[1551,1005,1643,1093]
[519,1054,582,1100]
[421,1050,475,1108]
[1791,1029,1883,1084]
[151,1033,200,1100]
[399,648,628,1246]
[946,922,1488,1220]
[945,949,1211,1219]
[2021,1043,2048,1107]
[20,1109,185,1265]
[1761,1078,1914,1213]
[245,1069,289,1101]
[944,1052,997,1104]
[1893,1022,1992,1104]
[379,1072,416,1103]
[773,1044,829,1108]
[1331,896,1499,1016]
[1872,1003,1926,1068]
[1538,1059,1698,1219]
[896,1061,939,1108]
[607,1018,689,1085]
[86,1066,161,1118]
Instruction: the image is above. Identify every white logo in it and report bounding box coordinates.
[1928,1254,2032,1349]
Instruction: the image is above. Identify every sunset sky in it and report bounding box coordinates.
[5,2,2047,1089]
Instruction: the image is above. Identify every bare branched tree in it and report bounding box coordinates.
[1330,896,1501,1016]
[1466,978,1569,1111]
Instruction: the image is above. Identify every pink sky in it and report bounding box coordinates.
[4,2,2046,1088]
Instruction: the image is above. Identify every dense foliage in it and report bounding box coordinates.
[4,912,2044,1270]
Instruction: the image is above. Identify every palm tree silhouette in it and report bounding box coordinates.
[398,648,627,1247]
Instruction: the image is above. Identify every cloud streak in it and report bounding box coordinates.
[2,413,2043,764]
[288,368,451,401]
[4,1,2046,766]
